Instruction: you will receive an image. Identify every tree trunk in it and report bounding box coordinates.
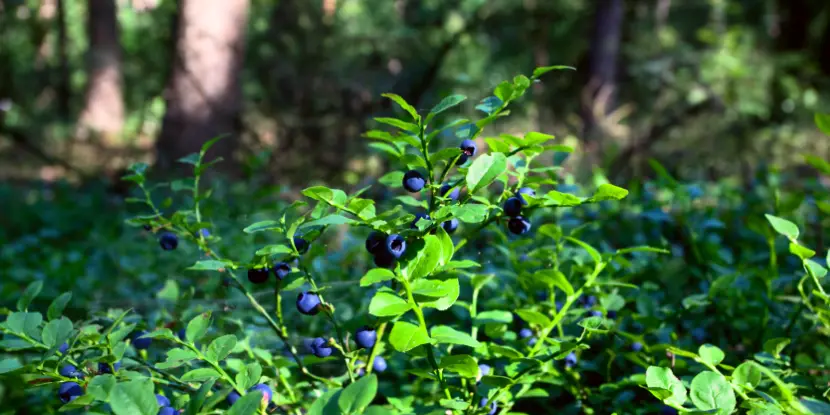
[155,0,249,176]
[78,0,124,143]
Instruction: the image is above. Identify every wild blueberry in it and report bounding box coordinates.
[177,329,186,341]
[607,310,618,319]
[58,381,83,403]
[355,326,377,349]
[587,310,603,318]
[580,295,598,308]
[411,213,431,229]
[439,184,460,201]
[272,262,291,280]
[402,170,426,192]
[517,187,536,205]
[660,405,679,415]
[293,236,310,254]
[373,250,397,269]
[249,383,273,405]
[247,267,270,284]
[158,407,176,415]
[199,228,210,238]
[631,342,644,352]
[132,330,152,350]
[373,356,387,373]
[159,232,178,250]
[442,218,459,234]
[156,394,171,407]
[691,327,706,342]
[555,301,562,312]
[365,231,386,254]
[564,352,577,368]
[98,362,121,374]
[385,234,406,259]
[460,139,477,157]
[303,338,316,354]
[59,364,82,379]
[310,337,333,358]
[143,224,152,231]
[227,391,241,405]
[528,337,538,346]
[296,292,322,315]
[58,342,69,354]
[519,328,533,339]
[503,197,522,217]
[355,360,366,377]
[479,397,497,415]
[507,216,531,235]
[478,364,491,377]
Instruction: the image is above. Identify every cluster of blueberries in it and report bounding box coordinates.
[502,188,534,235]
[246,236,308,284]
[301,323,387,373]
[56,341,123,404]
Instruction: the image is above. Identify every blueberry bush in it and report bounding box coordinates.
[2,68,830,415]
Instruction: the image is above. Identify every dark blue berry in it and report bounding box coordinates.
[272,262,291,280]
[199,228,210,238]
[519,328,533,339]
[310,337,333,358]
[365,231,386,254]
[158,407,176,415]
[177,329,186,341]
[98,362,121,374]
[132,331,151,350]
[58,382,83,403]
[58,342,69,354]
[503,197,522,217]
[247,267,270,284]
[159,232,178,250]
[355,326,377,349]
[143,224,153,231]
[660,405,679,415]
[411,213,431,229]
[580,295,598,307]
[373,250,397,269]
[517,187,536,205]
[296,292,322,315]
[249,383,273,405]
[478,364,491,377]
[402,170,426,192]
[631,342,643,352]
[564,352,577,368]
[479,397,497,415]
[355,360,366,377]
[442,218,459,234]
[528,337,537,346]
[607,310,618,319]
[460,139,477,157]
[227,391,241,405]
[439,184,460,201]
[691,328,706,342]
[385,234,406,259]
[156,394,171,407]
[59,364,82,379]
[373,356,387,373]
[507,216,531,235]
[555,301,562,312]
[587,310,603,318]
[293,236,310,254]
[303,338,316,354]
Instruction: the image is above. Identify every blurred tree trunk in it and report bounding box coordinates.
[155,0,249,176]
[581,0,624,158]
[820,4,830,75]
[78,0,124,143]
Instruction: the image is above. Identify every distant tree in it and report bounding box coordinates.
[155,0,250,176]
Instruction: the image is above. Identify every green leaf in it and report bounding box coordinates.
[206,334,237,362]
[790,242,815,260]
[375,117,420,134]
[816,113,830,136]
[763,338,790,358]
[418,277,459,310]
[186,312,211,343]
[0,358,23,374]
[439,399,470,411]
[181,368,222,381]
[698,344,725,366]
[523,131,555,146]
[17,280,43,311]
[360,268,396,287]
[235,362,262,391]
[481,375,513,387]
[302,186,348,206]
[645,366,687,407]
[436,226,454,266]
[6,311,42,339]
[532,65,576,78]
[243,221,281,234]
[402,235,443,280]
[228,390,264,415]
[42,317,73,349]
[369,291,412,317]
[338,374,378,414]
[383,93,420,121]
[389,321,431,352]
[255,244,293,256]
[86,374,116,401]
[587,183,629,202]
[532,269,574,296]
[804,259,827,278]
[430,325,482,348]
[185,378,217,415]
[157,348,198,369]
[110,378,158,415]
[301,214,356,229]
[515,309,551,327]
[201,135,227,155]
[690,371,736,414]
[764,214,799,240]
[732,362,762,391]
[474,310,513,325]
[493,81,514,102]
[430,94,467,116]
[187,260,231,271]
[565,237,602,263]
[466,153,507,193]
[489,344,524,359]
[440,354,478,378]
[545,190,584,206]
[47,292,72,321]
[178,153,200,165]
[450,204,489,223]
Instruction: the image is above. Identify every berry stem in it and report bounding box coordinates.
[364,322,387,376]
[401,279,452,400]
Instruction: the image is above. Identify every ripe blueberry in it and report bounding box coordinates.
[479,397,497,415]
[442,218,459,234]
[402,170,426,192]
[296,292,322,315]
[310,337,333,358]
[365,231,386,254]
[355,326,377,349]
[580,295,598,308]
[158,407,176,415]
[98,361,121,374]
[478,364,491,377]
[159,232,178,250]
[156,394,171,407]
[439,184,460,201]
[691,327,706,342]
[132,330,152,350]
[272,262,291,280]
[373,250,397,269]
[503,197,522,217]
[507,216,531,235]
[631,342,643,352]
[58,342,69,354]
[199,228,210,238]
[373,356,387,373]
[564,352,577,368]
[586,310,603,318]
[607,310,617,319]
[516,187,535,205]
[58,381,83,403]
[555,301,562,312]
[411,213,431,229]
[528,337,538,346]
[293,236,310,254]
[460,139,477,157]
[355,360,366,377]
[143,224,152,231]
[385,234,406,259]
[660,405,679,415]
[249,383,273,405]
[177,329,186,341]
[59,364,82,379]
[247,267,270,284]
[519,328,533,339]
[227,391,241,405]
